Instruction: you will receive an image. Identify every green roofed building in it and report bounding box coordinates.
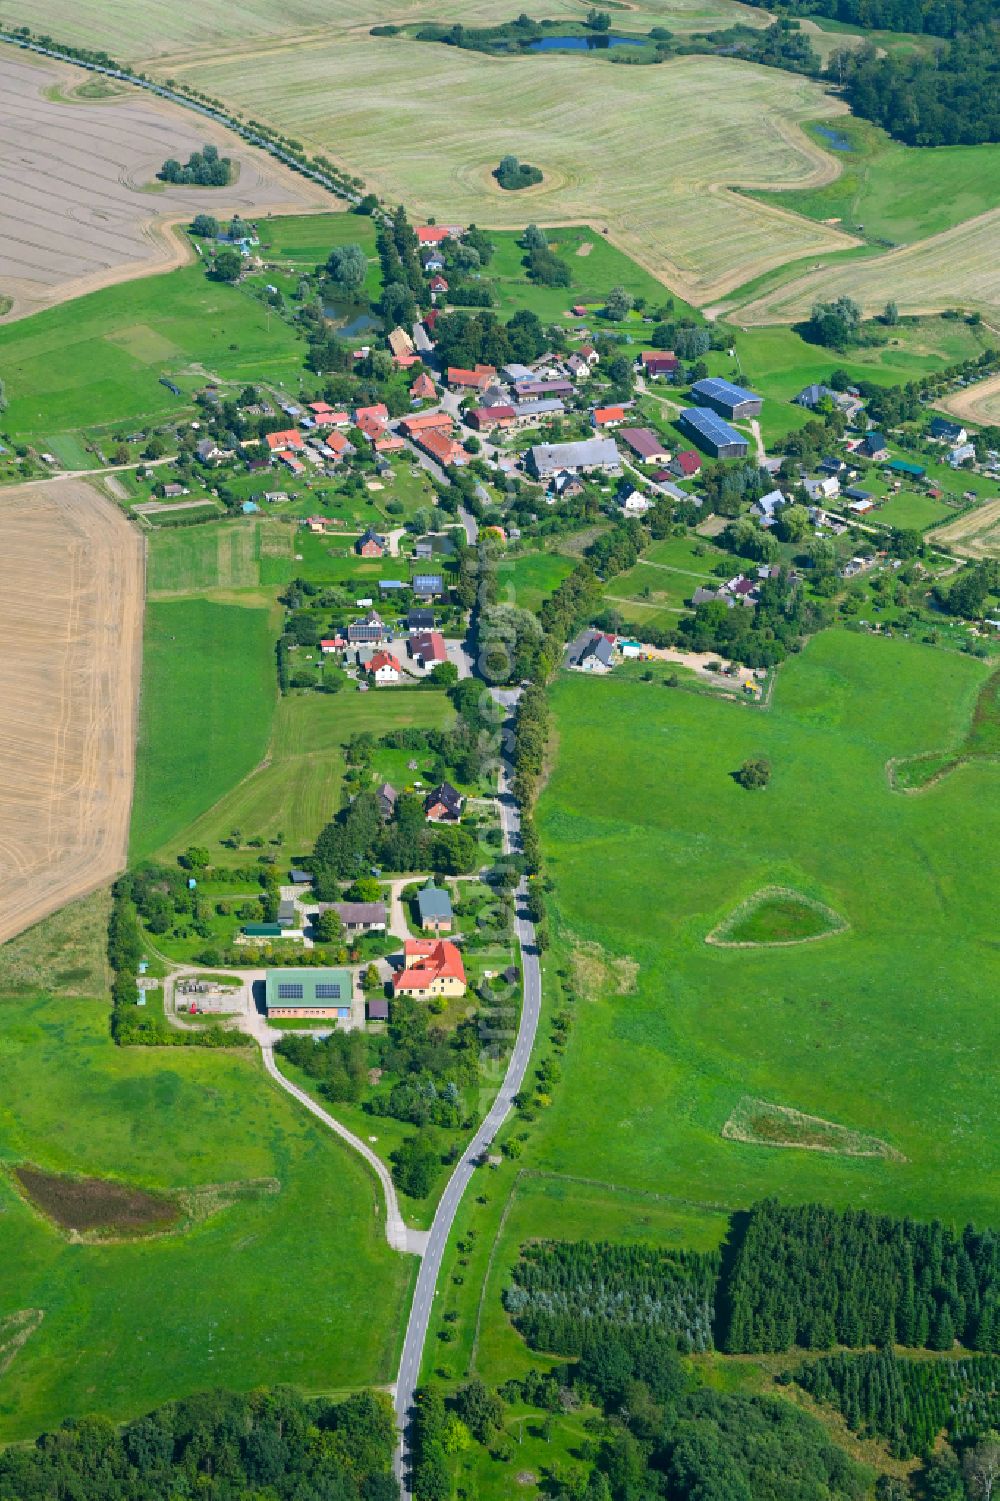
[265,968,354,1021]
[888,459,926,477]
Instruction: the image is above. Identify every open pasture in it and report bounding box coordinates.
[533,630,1000,1226]
[0,52,329,321]
[173,41,857,304]
[147,517,295,595]
[0,263,307,439]
[0,986,411,1439]
[736,206,1000,321]
[0,480,143,945]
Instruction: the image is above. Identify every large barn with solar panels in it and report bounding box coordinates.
[690,377,762,420]
[679,407,750,459]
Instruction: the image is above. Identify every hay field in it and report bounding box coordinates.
[0,479,143,945]
[12,0,766,65]
[173,41,856,303]
[930,499,1000,560]
[736,206,1000,322]
[0,52,330,321]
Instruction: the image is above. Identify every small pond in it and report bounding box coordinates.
[323,300,383,339]
[528,33,646,50]
[814,124,855,152]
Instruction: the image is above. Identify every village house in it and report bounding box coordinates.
[320,637,344,654]
[619,487,652,516]
[408,630,448,667]
[356,527,387,558]
[592,405,627,428]
[415,427,466,467]
[417,881,453,933]
[367,650,401,685]
[860,432,889,461]
[446,364,497,392]
[413,572,445,598]
[794,383,838,410]
[424,782,463,822]
[347,610,388,645]
[468,404,516,433]
[429,274,448,297]
[751,489,786,525]
[566,628,615,672]
[375,782,397,821]
[411,371,436,401]
[417,224,463,244]
[333,901,387,935]
[670,449,702,480]
[388,327,415,358]
[393,938,466,999]
[803,475,841,502]
[265,429,304,454]
[421,248,445,272]
[929,417,967,445]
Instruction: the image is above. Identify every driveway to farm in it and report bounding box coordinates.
[394,690,542,1496]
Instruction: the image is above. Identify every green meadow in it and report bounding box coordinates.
[0,265,305,439]
[131,598,279,862]
[0,980,412,1441]
[529,629,999,1228]
[751,117,1000,248]
[501,550,576,612]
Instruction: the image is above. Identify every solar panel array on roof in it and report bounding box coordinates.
[315,982,343,1000]
[680,407,745,447]
[278,982,304,1000]
[692,377,758,404]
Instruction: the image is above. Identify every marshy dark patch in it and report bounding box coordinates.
[14,1165,181,1236]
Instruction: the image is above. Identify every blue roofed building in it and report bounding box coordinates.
[679,407,749,460]
[691,377,762,420]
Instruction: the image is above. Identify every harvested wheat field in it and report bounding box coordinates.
[173,41,856,303]
[0,51,331,321]
[930,499,1000,560]
[0,480,143,945]
[938,371,1000,427]
[736,206,1000,323]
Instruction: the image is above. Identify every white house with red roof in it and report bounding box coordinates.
[393,938,466,998]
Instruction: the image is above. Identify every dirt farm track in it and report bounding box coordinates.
[0,480,144,944]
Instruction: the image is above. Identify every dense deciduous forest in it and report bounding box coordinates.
[0,1387,397,1501]
[792,1350,1000,1457]
[503,1240,720,1355]
[751,0,999,38]
[721,1200,1000,1353]
[836,39,1000,146]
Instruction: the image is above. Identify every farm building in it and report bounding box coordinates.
[513,398,565,424]
[515,380,574,399]
[619,427,671,464]
[447,364,496,391]
[393,939,466,999]
[368,997,390,1022]
[639,351,678,378]
[889,458,926,478]
[528,438,621,479]
[690,377,762,420]
[468,404,516,432]
[417,881,453,933]
[265,968,353,1021]
[679,408,749,460]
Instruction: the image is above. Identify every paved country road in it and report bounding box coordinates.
[394,690,541,1496]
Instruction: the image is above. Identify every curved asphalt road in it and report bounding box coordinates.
[393,694,541,1495]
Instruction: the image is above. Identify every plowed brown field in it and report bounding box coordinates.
[0,480,144,944]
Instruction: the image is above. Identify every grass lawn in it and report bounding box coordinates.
[873,491,958,530]
[750,117,1000,248]
[528,629,999,1228]
[0,264,306,441]
[0,986,413,1440]
[161,688,456,864]
[131,598,279,862]
[501,550,576,612]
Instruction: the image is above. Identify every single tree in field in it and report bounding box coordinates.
[604,285,634,321]
[735,756,771,790]
[191,213,219,238]
[522,223,547,251]
[883,299,899,326]
[326,242,368,290]
[182,846,211,870]
[211,247,243,283]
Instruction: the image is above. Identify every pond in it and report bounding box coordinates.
[323,300,383,339]
[814,124,855,152]
[528,33,646,50]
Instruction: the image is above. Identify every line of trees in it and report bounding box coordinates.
[791,1350,1000,1458]
[0,1386,397,1501]
[720,1199,1000,1354]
